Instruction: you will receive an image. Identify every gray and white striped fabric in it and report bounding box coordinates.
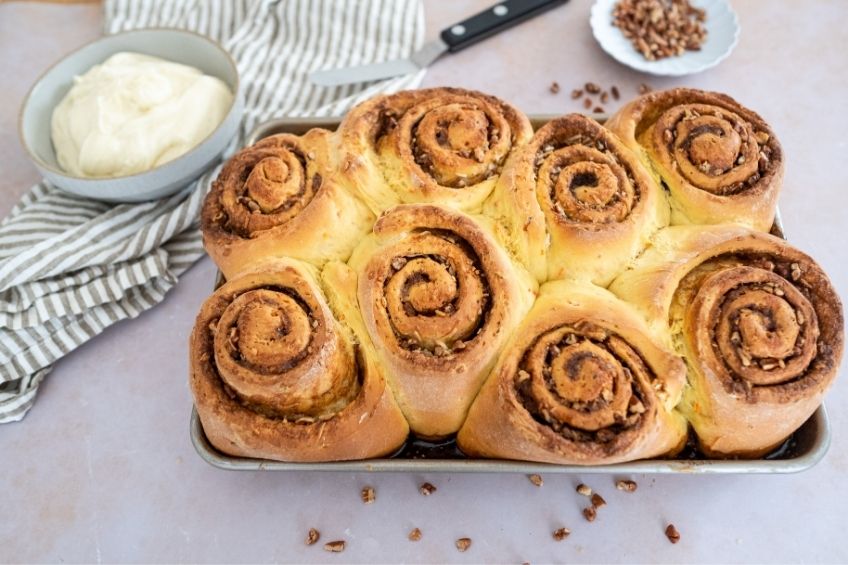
[0,0,425,423]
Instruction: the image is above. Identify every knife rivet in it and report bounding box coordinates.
[493,5,508,16]
[450,25,466,36]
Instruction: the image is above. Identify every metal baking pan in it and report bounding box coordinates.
[190,114,832,474]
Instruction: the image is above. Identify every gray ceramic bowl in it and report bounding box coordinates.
[19,28,242,203]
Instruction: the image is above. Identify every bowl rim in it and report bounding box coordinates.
[17,27,241,182]
[589,0,740,77]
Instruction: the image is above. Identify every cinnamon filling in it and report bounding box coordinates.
[675,253,823,397]
[209,283,359,420]
[381,230,491,356]
[650,103,775,195]
[515,322,652,447]
[376,96,515,189]
[215,141,317,238]
[534,133,639,225]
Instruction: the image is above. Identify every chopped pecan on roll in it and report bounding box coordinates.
[337,88,533,214]
[348,204,537,439]
[486,114,668,285]
[201,130,373,279]
[607,88,784,232]
[189,258,408,462]
[458,281,687,464]
[610,225,843,457]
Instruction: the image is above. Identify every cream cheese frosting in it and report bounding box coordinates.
[51,51,233,178]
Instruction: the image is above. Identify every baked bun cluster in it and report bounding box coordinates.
[191,87,842,464]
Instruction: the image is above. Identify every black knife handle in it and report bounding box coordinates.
[439,0,570,53]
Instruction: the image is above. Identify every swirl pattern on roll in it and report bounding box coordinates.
[201,129,374,279]
[516,322,656,446]
[337,87,534,213]
[606,88,783,232]
[485,114,668,285]
[189,259,409,461]
[610,226,843,457]
[349,204,537,439]
[457,281,687,465]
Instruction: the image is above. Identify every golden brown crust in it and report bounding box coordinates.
[457,281,687,465]
[485,114,668,285]
[606,88,784,232]
[189,258,408,462]
[348,204,537,439]
[201,129,374,279]
[609,225,843,457]
[336,87,534,214]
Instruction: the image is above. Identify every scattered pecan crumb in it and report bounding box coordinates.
[593,106,605,114]
[616,479,638,492]
[528,474,543,487]
[591,493,607,508]
[553,527,571,541]
[600,91,609,104]
[571,88,583,99]
[550,81,561,94]
[306,528,320,546]
[665,524,681,544]
[585,82,601,94]
[419,482,437,496]
[576,484,593,497]
[583,506,597,522]
[361,486,375,504]
[611,85,620,100]
[408,528,422,541]
[324,540,346,552]
[455,537,472,552]
[583,98,592,110]
[639,83,652,94]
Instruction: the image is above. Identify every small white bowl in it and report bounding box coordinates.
[19,28,243,203]
[590,0,740,76]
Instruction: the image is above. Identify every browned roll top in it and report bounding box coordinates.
[533,116,643,226]
[374,228,490,357]
[203,269,358,421]
[204,134,321,239]
[380,92,522,189]
[649,102,775,197]
[682,253,838,402]
[515,321,656,452]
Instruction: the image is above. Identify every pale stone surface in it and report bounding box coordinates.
[1,1,846,563]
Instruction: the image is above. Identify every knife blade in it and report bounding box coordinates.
[309,0,570,87]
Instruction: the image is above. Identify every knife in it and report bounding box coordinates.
[309,0,570,87]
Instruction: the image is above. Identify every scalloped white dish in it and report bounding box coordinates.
[590,0,740,76]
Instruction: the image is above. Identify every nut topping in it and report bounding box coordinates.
[616,479,638,492]
[419,482,437,496]
[553,527,571,541]
[665,524,681,544]
[323,540,346,553]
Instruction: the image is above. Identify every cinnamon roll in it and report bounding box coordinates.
[336,87,534,214]
[348,204,537,439]
[606,88,783,232]
[485,114,668,285]
[609,226,843,457]
[201,129,374,279]
[189,258,409,462]
[457,281,687,465]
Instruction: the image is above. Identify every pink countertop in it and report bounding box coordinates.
[1,1,847,563]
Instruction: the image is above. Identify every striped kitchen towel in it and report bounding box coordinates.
[0,0,425,423]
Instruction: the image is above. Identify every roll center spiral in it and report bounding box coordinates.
[245,156,298,212]
[235,294,312,369]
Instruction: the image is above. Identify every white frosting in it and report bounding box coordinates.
[51,52,233,178]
